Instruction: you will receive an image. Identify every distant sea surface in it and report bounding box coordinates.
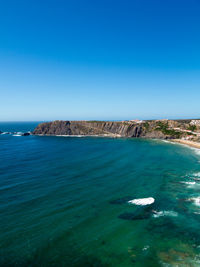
[1,122,200,266]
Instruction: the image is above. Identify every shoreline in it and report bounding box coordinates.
[171,139,200,150]
[31,134,200,150]
[34,133,122,138]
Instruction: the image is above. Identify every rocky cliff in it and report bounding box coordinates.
[32,120,190,139]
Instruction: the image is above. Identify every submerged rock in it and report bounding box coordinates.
[118,212,150,220]
[118,205,155,221]
[22,132,31,136]
[109,196,134,205]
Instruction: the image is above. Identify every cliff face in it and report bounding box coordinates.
[32,120,175,139]
[33,121,142,137]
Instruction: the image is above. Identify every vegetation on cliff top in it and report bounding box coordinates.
[188,125,197,131]
[155,121,182,138]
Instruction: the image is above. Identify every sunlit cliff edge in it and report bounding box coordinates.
[33,119,200,142]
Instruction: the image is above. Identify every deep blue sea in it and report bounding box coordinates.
[1,122,200,266]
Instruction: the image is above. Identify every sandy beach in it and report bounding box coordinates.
[172,139,200,149]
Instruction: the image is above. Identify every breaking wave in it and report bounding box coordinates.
[152,210,178,218]
[128,197,155,206]
[180,181,196,185]
[187,197,200,206]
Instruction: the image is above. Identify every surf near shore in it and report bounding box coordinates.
[171,139,200,150]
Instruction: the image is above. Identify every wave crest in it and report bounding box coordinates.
[152,210,178,218]
[128,197,155,206]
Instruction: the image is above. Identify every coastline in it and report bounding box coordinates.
[171,139,200,150]
[34,133,122,138]
[32,133,200,150]
[3,122,200,267]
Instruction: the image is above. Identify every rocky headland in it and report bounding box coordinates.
[33,119,200,144]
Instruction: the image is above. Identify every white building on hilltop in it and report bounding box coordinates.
[190,120,200,126]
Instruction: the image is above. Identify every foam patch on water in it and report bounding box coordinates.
[152,210,178,218]
[55,135,104,138]
[56,135,84,137]
[128,197,155,206]
[142,245,150,251]
[181,181,196,185]
[191,147,200,156]
[187,197,200,206]
[160,258,200,267]
[1,132,10,135]
[193,172,200,177]
[161,140,171,144]
[13,132,23,136]
[186,172,200,181]
[161,140,177,145]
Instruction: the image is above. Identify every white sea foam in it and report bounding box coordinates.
[180,181,196,185]
[161,140,171,143]
[187,197,200,206]
[56,135,84,137]
[193,172,200,177]
[190,147,200,156]
[128,197,155,206]
[152,210,178,218]
[142,245,150,251]
[168,141,200,157]
[55,135,101,138]
[161,140,176,145]
[195,149,200,156]
[160,258,200,267]
[12,132,23,136]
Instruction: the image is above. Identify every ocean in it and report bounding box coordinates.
[1,122,200,266]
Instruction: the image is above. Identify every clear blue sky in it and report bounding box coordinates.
[0,0,200,121]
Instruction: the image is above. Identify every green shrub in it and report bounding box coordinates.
[188,125,197,131]
[143,122,150,130]
[155,121,182,138]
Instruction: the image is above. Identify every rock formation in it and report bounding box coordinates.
[32,119,200,139]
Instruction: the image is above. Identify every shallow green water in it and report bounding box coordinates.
[1,123,200,266]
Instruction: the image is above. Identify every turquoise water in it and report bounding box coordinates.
[1,123,200,266]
